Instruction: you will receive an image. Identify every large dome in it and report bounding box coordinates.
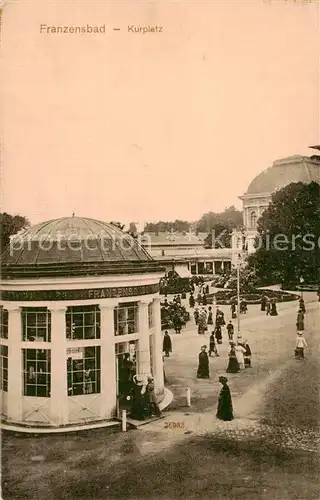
[246,155,320,195]
[2,216,153,269]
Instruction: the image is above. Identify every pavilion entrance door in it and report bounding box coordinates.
[115,341,137,415]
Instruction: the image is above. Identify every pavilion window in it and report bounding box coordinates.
[0,308,8,339]
[23,349,51,397]
[197,262,205,274]
[66,306,100,340]
[114,303,138,336]
[148,302,154,328]
[0,345,8,392]
[250,211,257,229]
[67,346,100,396]
[22,308,51,342]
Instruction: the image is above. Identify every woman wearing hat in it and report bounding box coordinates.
[216,376,234,421]
[129,375,148,420]
[295,332,307,359]
[197,345,210,379]
[226,343,240,373]
[296,310,305,331]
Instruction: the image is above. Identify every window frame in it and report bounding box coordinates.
[66,305,101,341]
[23,348,51,397]
[0,308,8,339]
[22,307,51,342]
[114,302,138,336]
[0,345,8,392]
[67,345,101,396]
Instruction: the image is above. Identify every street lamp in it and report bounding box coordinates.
[236,253,241,340]
[299,276,304,300]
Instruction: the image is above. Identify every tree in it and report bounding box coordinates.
[0,213,30,253]
[196,206,243,233]
[203,222,232,248]
[247,182,320,285]
[144,220,190,233]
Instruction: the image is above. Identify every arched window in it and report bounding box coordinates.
[250,211,257,229]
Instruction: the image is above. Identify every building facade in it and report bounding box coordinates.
[232,149,320,257]
[0,217,165,429]
[140,232,233,276]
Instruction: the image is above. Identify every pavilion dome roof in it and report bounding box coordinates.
[2,217,156,275]
[245,155,320,195]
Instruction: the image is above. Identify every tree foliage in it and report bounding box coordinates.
[203,222,232,248]
[247,182,320,285]
[144,220,190,233]
[196,206,243,233]
[0,212,30,253]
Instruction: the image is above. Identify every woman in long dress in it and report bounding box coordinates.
[243,341,252,368]
[270,299,278,316]
[296,310,304,331]
[216,376,234,421]
[226,344,240,373]
[207,306,213,326]
[130,376,147,420]
[209,332,219,357]
[189,294,195,308]
[235,343,246,369]
[215,324,222,344]
[197,346,210,379]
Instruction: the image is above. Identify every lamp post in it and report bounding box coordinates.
[236,254,241,340]
[299,276,304,300]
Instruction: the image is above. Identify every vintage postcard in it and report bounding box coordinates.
[1,0,319,499]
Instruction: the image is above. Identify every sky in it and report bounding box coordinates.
[1,0,319,226]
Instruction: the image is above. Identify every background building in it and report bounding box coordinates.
[140,232,232,277]
[232,146,320,259]
[0,217,165,430]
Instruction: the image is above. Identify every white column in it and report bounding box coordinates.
[137,299,151,381]
[7,306,22,423]
[152,297,164,395]
[50,306,68,426]
[99,301,118,419]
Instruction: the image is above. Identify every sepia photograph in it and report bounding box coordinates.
[0,0,319,499]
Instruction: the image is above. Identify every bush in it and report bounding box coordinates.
[210,289,299,305]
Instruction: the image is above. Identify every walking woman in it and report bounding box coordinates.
[207,306,213,326]
[226,343,240,373]
[216,376,234,421]
[197,345,210,379]
[243,340,252,368]
[296,310,305,331]
[163,331,172,357]
[270,298,278,316]
[209,332,219,357]
[214,324,223,344]
[189,294,195,308]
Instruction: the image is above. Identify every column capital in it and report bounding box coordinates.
[3,304,21,313]
[139,298,152,306]
[99,300,118,310]
[48,305,67,313]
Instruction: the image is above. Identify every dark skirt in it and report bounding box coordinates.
[226,357,240,373]
[197,357,210,378]
[270,304,278,316]
[244,356,251,368]
[296,320,304,331]
[216,386,233,421]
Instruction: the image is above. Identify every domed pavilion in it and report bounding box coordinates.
[232,148,320,256]
[0,216,166,430]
